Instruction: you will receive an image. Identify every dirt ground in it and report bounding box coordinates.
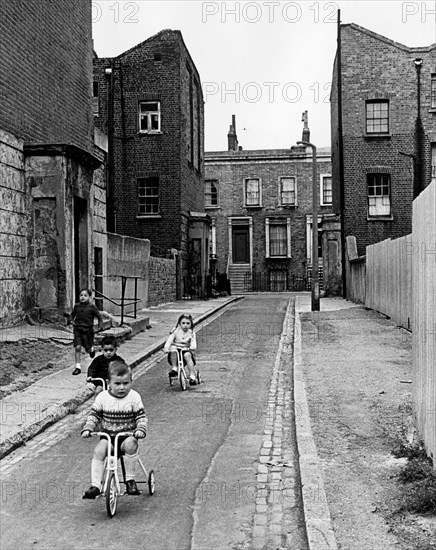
[0,338,73,399]
[300,307,436,550]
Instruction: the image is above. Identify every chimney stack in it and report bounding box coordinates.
[227,114,239,151]
[302,110,310,143]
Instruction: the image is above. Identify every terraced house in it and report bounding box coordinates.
[205,117,340,295]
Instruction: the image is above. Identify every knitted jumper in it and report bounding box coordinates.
[82,389,148,437]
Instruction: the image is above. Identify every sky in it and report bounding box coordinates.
[92,1,436,151]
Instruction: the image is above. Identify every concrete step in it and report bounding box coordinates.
[95,313,151,346]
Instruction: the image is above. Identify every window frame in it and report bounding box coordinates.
[279,176,297,206]
[244,178,262,207]
[138,101,161,134]
[365,99,389,135]
[265,218,291,259]
[205,179,219,208]
[367,173,391,218]
[431,74,436,110]
[319,174,332,206]
[92,81,99,117]
[137,176,160,216]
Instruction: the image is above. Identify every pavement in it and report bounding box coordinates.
[0,293,415,550]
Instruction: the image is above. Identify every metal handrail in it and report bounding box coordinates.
[93,275,141,325]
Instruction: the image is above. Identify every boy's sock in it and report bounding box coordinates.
[124,452,138,481]
[91,459,105,488]
[75,363,81,370]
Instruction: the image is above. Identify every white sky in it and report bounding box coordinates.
[92,1,436,151]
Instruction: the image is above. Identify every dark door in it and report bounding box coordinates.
[232,227,249,263]
[74,196,88,301]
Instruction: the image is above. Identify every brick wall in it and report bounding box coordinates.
[148,256,176,306]
[0,130,27,326]
[0,0,94,152]
[332,24,436,256]
[94,30,204,253]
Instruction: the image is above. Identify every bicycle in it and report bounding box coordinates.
[87,431,155,517]
[168,348,201,391]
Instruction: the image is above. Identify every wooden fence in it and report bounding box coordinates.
[346,181,435,462]
[412,182,435,463]
[365,234,413,330]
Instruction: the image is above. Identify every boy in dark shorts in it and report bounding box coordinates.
[86,335,123,395]
[68,288,103,375]
[81,361,148,498]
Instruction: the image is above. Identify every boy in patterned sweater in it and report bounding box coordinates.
[81,360,148,498]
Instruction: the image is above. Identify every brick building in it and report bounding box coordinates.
[205,117,339,294]
[93,30,210,298]
[0,0,105,325]
[331,23,436,268]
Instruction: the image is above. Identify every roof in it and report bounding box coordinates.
[342,23,436,53]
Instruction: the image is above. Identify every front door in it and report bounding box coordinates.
[232,227,249,263]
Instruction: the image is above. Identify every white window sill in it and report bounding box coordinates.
[367,216,393,221]
[137,131,162,136]
[137,214,162,219]
[245,204,262,209]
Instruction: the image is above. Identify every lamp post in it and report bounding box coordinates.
[297,139,320,311]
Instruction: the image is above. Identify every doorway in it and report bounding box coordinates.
[74,196,88,301]
[232,226,249,264]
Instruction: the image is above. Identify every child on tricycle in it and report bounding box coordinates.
[81,360,147,499]
[164,313,198,385]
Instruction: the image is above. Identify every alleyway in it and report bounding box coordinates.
[0,295,308,550]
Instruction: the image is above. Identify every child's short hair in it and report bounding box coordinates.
[101,335,117,348]
[177,313,194,328]
[79,288,92,297]
[108,360,131,380]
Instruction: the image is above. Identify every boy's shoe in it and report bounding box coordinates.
[189,378,197,386]
[89,348,96,358]
[168,369,178,378]
[72,368,81,375]
[82,486,101,499]
[126,480,141,495]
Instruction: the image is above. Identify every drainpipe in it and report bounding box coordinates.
[337,10,347,298]
[105,60,115,232]
[414,58,423,198]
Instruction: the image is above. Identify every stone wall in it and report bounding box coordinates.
[0,130,27,326]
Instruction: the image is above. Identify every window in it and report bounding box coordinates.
[245,178,260,206]
[139,101,161,133]
[138,177,159,215]
[432,74,436,109]
[366,100,389,134]
[205,180,218,207]
[279,177,296,205]
[266,218,291,258]
[320,175,332,205]
[92,81,99,117]
[367,174,391,217]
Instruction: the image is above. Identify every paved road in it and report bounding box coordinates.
[1,295,308,550]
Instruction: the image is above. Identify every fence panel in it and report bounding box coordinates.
[365,237,412,329]
[412,181,436,463]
